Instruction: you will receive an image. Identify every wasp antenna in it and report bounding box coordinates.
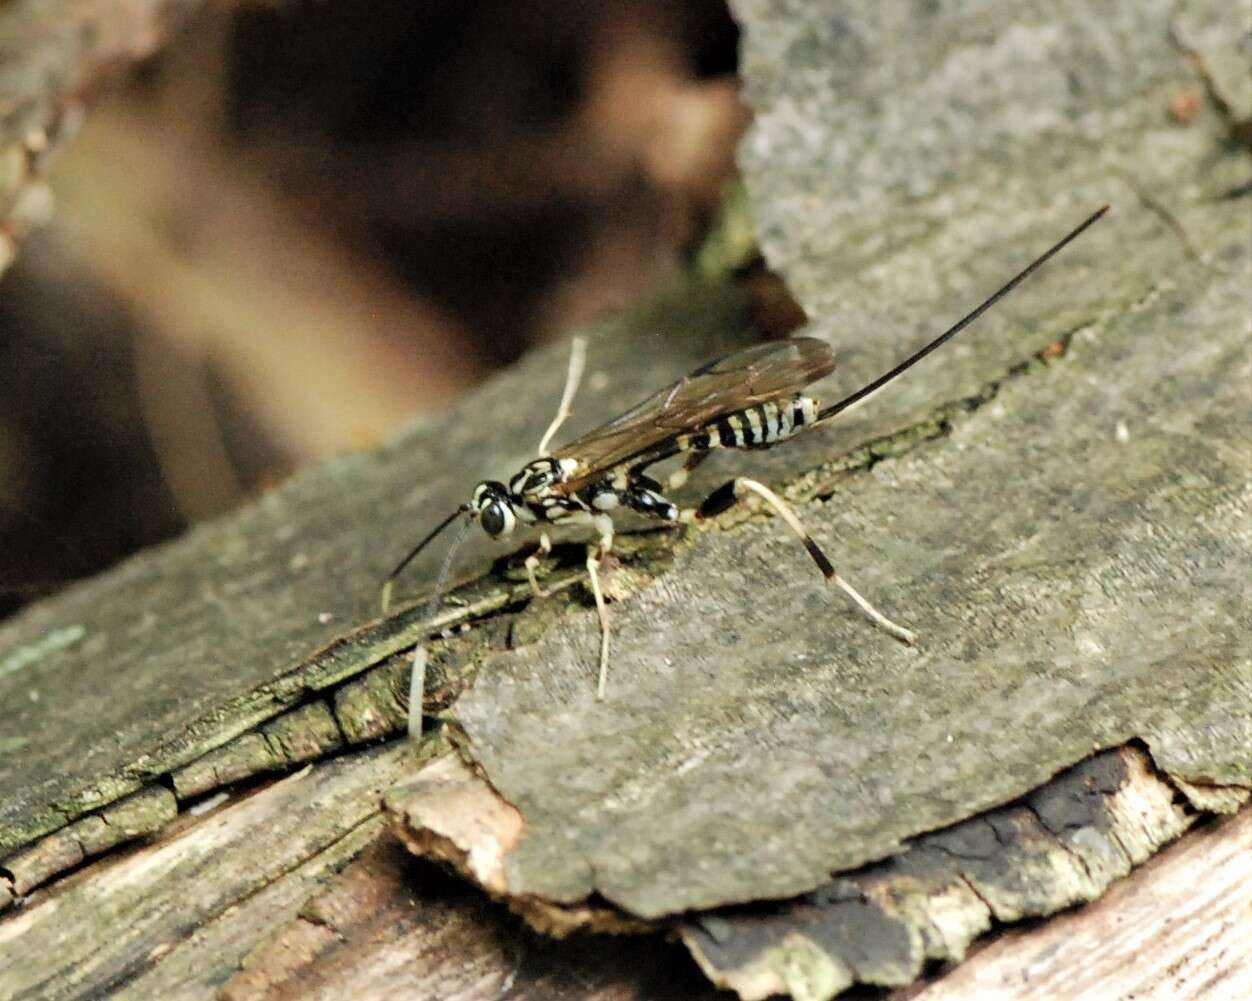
[818,205,1109,424]
[381,504,472,613]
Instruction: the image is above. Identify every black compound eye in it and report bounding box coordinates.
[481,502,507,536]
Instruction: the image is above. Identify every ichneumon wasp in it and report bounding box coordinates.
[383,206,1108,721]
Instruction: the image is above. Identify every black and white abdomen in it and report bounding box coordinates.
[678,395,818,452]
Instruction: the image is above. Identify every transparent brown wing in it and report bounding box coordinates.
[552,337,834,490]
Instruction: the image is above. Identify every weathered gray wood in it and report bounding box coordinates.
[444,243,1249,914]
[0,742,416,1001]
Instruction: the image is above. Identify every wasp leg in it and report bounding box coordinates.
[664,449,710,491]
[523,531,554,598]
[586,513,615,699]
[621,474,681,523]
[683,477,918,646]
[408,646,428,739]
[536,336,587,456]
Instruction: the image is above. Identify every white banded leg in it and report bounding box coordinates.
[536,336,587,456]
[665,449,710,491]
[585,513,615,699]
[685,476,917,646]
[524,531,554,598]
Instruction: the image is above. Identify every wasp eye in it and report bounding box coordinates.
[481,501,511,537]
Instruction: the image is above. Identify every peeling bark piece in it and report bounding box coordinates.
[388,754,523,897]
[1169,776,1251,815]
[333,656,411,744]
[262,702,345,766]
[901,806,1252,1001]
[166,699,347,802]
[681,747,1194,1001]
[223,836,722,1001]
[386,754,643,937]
[73,784,177,855]
[171,732,279,801]
[1,824,83,897]
[449,250,1249,918]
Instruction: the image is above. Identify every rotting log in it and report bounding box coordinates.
[1,0,1250,999]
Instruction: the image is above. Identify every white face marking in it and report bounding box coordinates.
[592,491,620,511]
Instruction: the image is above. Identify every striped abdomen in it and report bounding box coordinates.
[678,395,818,452]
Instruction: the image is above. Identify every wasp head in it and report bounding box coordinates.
[471,480,518,538]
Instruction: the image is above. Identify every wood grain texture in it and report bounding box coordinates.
[0,743,414,1001]
[220,837,720,1001]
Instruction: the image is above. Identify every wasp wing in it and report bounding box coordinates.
[552,337,834,490]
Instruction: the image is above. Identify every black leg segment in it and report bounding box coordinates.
[695,477,836,580]
[697,479,740,518]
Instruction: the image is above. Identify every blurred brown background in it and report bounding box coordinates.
[0,0,748,619]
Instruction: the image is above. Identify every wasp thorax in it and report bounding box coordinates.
[510,457,576,497]
[471,481,517,538]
